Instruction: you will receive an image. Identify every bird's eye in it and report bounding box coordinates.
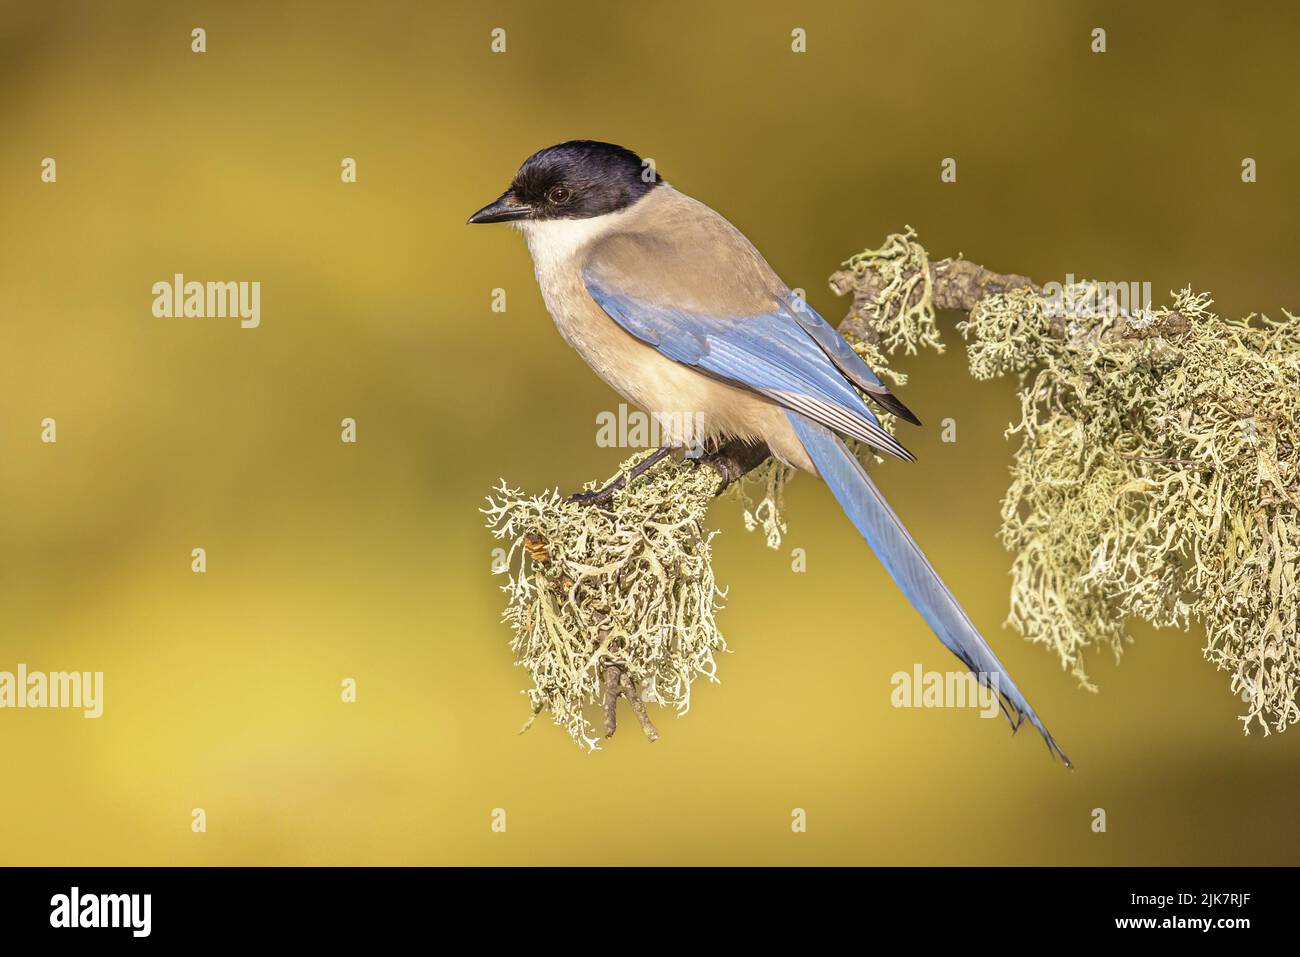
[547,186,572,204]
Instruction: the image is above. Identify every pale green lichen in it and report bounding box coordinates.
[482,450,790,749]
[732,456,793,549]
[965,289,1300,734]
[842,226,944,356]
[841,231,1300,736]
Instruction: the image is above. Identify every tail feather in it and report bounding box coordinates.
[786,411,1071,768]
[866,389,922,427]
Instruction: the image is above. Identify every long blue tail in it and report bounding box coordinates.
[787,411,1071,767]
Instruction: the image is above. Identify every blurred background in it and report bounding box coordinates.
[2,0,1299,865]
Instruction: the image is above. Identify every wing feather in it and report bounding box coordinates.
[582,236,915,461]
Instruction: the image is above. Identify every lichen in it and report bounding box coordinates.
[839,231,1300,736]
[732,456,793,549]
[842,226,943,356]
[482,450,790,749]
[965,289,1300,734]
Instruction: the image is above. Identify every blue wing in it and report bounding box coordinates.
[783,294,921,425]
[583,268,915,461]
[786,411,1071,766]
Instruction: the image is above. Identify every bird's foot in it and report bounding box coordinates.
[567,445,675,508]
[602,662,659,743]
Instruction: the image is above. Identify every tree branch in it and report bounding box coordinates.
[490,230,1300,744]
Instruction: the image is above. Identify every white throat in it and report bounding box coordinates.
[516,213,626,273]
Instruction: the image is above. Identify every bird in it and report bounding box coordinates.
[469,140,1070,767]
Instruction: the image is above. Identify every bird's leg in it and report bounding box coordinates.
[697,439,772,490]
[569,445,675,507]
[600,661,659,742]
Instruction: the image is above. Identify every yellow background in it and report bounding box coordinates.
[2,0,1298,865]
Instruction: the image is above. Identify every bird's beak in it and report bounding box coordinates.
[467,190,533,224]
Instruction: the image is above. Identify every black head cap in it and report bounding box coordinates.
[468,140,660,224]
